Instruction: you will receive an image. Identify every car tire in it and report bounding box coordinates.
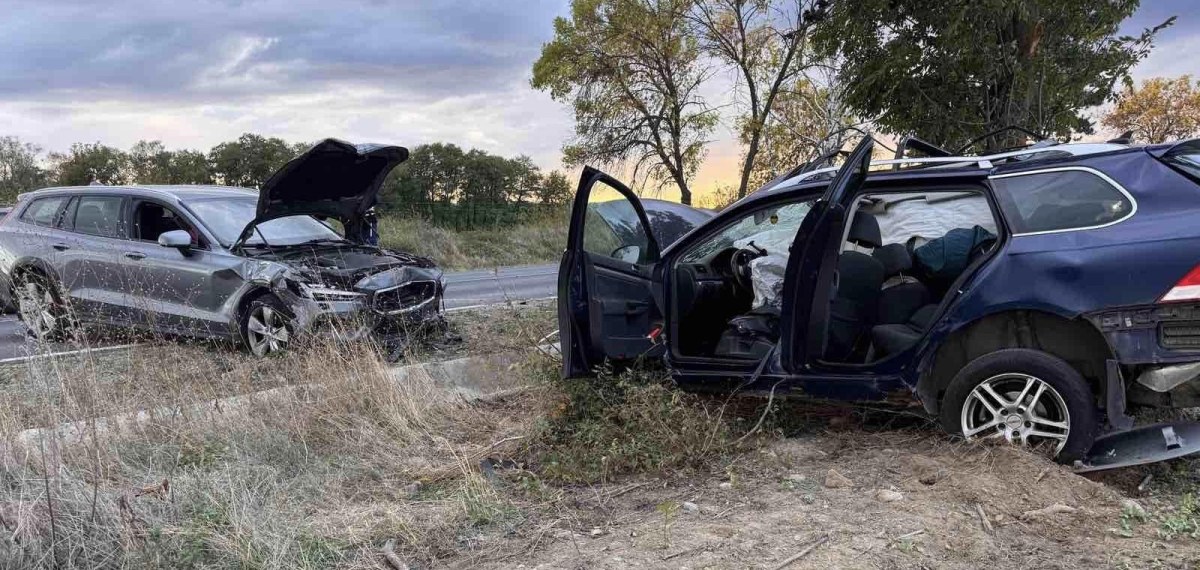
[14,271,71,341]
[240,295,293,357]
[939,348,1098,463]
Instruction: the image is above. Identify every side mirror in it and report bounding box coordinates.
[611,244,641,263]
[158,230,193,252]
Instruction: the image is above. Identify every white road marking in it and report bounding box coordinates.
[0,343,140,365]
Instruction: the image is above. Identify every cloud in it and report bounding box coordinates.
[0,0,575,170]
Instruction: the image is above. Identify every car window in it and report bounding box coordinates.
[583,180,651,263]
[19,196,69,227]
[133,201,200,245]
[682,201,813,263]
[990,169,1133,234]
[72,196,127,238]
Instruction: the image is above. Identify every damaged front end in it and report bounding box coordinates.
[246,248,446,361]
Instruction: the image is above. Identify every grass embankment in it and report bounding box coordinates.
[377,215,566,270]
[1,302,1197,568]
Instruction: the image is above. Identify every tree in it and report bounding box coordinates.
[690,0,824,198]
[533,0,716,205]
[537,170,573,206]
[1102,75,1200,143]
[0,137,49,204]
[50,143,129,186]
[743,74,854,188]
[208,133,298,188]
[812,0,1172,151]
[166,150,214,184]
[128,140,173,183]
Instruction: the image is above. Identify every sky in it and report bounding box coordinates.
[0,0,1194,202]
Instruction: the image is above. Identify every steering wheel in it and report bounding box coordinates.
[730,248,759,292]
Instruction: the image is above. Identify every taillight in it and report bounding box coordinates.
[1161,265,1200,302]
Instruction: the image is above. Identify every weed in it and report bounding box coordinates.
[525,364,735,483]
[1158,493,1200,541]
[656,501,680,549]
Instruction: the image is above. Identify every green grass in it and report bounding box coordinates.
[377,214,566,270]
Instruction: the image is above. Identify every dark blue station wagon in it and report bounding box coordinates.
[559,137,1200,471]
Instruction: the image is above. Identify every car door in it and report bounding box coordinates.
[55,194,140,325]
[121,198,240,335]
[559,167,663,378]
[779,137,874,372]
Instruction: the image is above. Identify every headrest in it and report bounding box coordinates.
[872,243,912,276]
[847,211,881,248]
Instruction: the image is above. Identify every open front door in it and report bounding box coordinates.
[779,137,875,371]
[559,167,663,378]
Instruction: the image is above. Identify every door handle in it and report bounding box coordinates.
[123,251,146,260]
[624,301,649,316]
[52,243,70,251]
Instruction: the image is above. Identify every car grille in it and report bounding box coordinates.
[1160,322,1200,349]
[373,280,437,314]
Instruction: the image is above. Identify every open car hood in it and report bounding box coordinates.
[233,138,408,248]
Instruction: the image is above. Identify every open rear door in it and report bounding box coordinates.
[559,167,663,378]
[779,137,875,371]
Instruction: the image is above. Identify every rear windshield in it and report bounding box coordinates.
[1163,142,1200,183]
[990,169,1133,234]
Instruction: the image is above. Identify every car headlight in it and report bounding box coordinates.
[294,282,366,302]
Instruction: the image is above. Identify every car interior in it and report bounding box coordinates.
[133,201,200,245]
[672,189,999,364]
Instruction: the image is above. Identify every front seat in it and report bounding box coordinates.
[825,211,885,361]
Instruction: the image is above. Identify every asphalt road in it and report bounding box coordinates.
[0,262,559,361]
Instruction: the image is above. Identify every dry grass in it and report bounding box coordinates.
[2,303,1197,568]
[377,215,566,270]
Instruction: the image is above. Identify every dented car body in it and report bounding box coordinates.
[561,137,1200,471]
[0,139,443,356]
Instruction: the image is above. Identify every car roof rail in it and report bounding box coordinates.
[774,144,1128,188]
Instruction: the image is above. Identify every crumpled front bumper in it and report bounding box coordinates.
[281,284,445,347]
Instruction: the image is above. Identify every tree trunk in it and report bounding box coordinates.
[737,130,762,198]
[675,170,692,205]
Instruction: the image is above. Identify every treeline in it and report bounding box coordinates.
[0,134,572,229]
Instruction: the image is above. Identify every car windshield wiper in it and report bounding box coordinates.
[292,238,350,247]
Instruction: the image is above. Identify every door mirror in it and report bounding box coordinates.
[611,244,641,263]
[158,230,192,251]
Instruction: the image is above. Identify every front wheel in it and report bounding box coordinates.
[939,348,1098,463]
[241,296,293,357]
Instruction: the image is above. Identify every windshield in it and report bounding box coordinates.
[187,197,344,247]
[682,202,813,262]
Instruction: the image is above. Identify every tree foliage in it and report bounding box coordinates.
[207,133,300,188]
[0,137,49,204]
[533,0,716,204]
[50,143,130,186]
[1102,75,1200,143]
[812,0,1171,151]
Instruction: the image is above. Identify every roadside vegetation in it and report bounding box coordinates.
[377,213,566,270]
[1,301,1197,568]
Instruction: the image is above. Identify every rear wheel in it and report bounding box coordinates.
[14,272,70,341]
[939,348,1098,463]
[241,296,293,357]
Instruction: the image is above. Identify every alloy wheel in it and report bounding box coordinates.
[17,280,60,340]
[246,304,290,356]
[960,373,1071,456]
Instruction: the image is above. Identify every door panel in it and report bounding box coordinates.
[559,166,662,378]
[780,137,874,371]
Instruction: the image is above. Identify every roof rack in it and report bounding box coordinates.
[773,143,1128,189]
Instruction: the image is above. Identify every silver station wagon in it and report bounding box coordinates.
[0,139,444,357]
